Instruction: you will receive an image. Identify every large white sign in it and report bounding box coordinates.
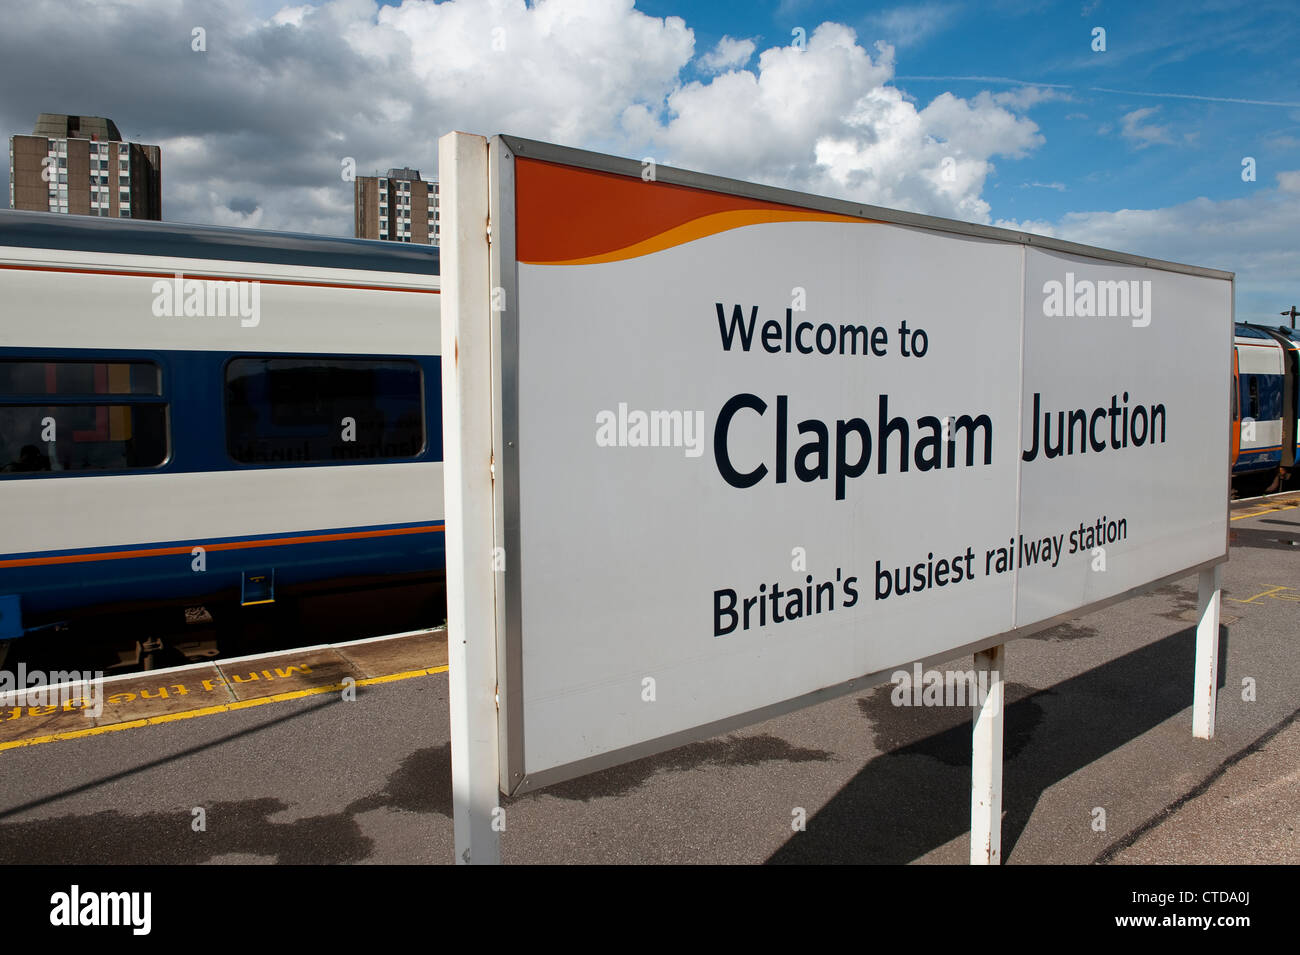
[478,138,1231,791]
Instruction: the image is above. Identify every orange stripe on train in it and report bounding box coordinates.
[0,524,445,569]
[0,262,439,295]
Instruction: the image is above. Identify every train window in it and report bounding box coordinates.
[225,357,424,464]
[0,360,159,396]
[1248,378,1259,419]
[0,359,167,476]
[0,404,168,473]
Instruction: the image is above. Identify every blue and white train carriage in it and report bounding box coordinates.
[0,209,443,644]
[1233,322,1299,485]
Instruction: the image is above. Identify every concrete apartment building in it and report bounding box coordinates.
[9,114,161,219]
[354,167,439,244]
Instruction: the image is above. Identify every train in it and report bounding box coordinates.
[1233,322,1300,489]
[0,208,1292,661]
[0,210,444,662]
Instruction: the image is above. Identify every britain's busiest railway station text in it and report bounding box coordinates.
[714,516,1129,636]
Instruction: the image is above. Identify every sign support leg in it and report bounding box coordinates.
[970,643,1005,865]
[1192,565,1222,740]
[440,131,501,865]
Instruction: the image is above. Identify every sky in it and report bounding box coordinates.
[1,0,1297,322]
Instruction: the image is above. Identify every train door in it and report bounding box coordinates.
[1231,345,1240,470]
[1261,328,1298,473]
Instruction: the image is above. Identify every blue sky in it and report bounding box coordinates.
[2,0,1297,320]
[640,0,1300,221]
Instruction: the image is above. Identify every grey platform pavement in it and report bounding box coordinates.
[0,496,1295,864]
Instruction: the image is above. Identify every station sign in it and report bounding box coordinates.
[450,135,1233,792]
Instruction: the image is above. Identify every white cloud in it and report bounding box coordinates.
[865,3,960,48]
[210,197,266,229]
[636,24,1043,222]
[1119,106,1175,148]
[997,172,1300,322]
[699,35,756,73]
[376,0,694,146]
[270,5,311,27]
[991,86,1072,111]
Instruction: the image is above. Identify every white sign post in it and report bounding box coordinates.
[439,132,1233,865]
[970,644,1006,865]
[1192,565,1224,740]
[440,132,500,865]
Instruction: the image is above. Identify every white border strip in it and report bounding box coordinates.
[0,626,446,702]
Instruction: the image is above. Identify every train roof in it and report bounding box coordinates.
[1235,323,1278,341]
[0,209,439,275]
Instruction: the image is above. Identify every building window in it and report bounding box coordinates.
[0,360,166,475]
[224,357,424,465]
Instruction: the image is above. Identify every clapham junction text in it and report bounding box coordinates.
[711,389,1168,500]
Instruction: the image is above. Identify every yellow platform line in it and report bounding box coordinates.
[1231,500,1300,521]
[0,665,449,753]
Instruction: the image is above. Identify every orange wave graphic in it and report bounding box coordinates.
[514,158,875,265]
[520,208,870,265]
